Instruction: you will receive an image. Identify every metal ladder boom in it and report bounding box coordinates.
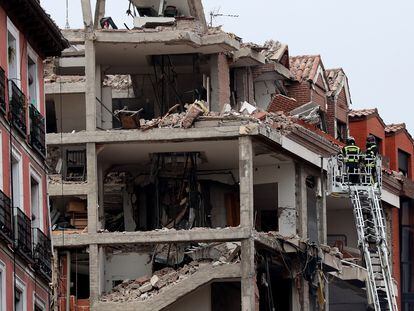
[350,187,398,311]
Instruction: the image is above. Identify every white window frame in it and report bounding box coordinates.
[29,167,43,231]
[33,294,46,311]
[11,147,23,210]
[6,18,21,88]
[14,277,26,311]
[0,261,6,311]
[27,46,40,110]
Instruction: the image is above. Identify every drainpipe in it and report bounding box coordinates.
[66,251,71,311]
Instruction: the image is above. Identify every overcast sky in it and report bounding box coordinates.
[41,0,414,133]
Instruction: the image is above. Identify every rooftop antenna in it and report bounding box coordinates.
[65,0,70,29]
[209,8,239,27]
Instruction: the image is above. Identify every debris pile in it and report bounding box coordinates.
[103,75,132,90]
[100,242,240,303]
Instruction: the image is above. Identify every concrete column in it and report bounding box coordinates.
[295,163,307,238]
[210,53,230,112]
[94,0,106,29]
[89,244,100,305]
[239,136,254,228]
[81,0,93,30]
[85,39,97,131]
[241,238,256,311]
[87,143,99,233]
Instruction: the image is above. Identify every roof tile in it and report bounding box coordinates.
[289,55,321,82]
[348,108,377,118]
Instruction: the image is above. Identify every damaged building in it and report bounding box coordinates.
[45,0,414,310]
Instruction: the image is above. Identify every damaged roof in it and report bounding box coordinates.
[289,55,322,82]
[326,68,347,96]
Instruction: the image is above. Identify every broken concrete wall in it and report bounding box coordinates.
[210,53,230,111]
[254,80,277,110]
[104,251,152,293]
[254,163,296,235]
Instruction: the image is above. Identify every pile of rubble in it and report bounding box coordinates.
[100,262,200,303]
[103,75,132,90]
[117,100,298,134]
[100,242,240,303]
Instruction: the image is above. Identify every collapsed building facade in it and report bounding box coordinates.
[45,0,414,310]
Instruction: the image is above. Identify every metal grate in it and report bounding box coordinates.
[9,81,27,137]
[14,207,33,261]
[0,190,12,243]
[33,228,52,280]
[29,104,46,157]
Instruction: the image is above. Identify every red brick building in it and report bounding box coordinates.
[350,109,414,311]
[0,0,67,310]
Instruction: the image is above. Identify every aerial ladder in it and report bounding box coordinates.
[328,154,398,311]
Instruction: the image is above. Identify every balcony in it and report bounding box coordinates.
[0,67,6,115]
[29,104,46,157]
[14,208,33,262]
[0,190,13,243]
[9,81,27,138]
[33,228,52,281]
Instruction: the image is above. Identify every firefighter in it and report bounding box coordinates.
[365,135,378,184]
[342,136,361,184]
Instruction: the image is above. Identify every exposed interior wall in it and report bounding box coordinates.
[327,197,358,249]
[254,80,277,110]
[47,93,86,133]
[104,251,152,293]
[254,163,296,235]
[165,284,211,311]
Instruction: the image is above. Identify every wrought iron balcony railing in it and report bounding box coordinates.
[9,81,27,137]
[0,67,6,115]
[14,207,33,262]
[29,104,46,157]
[0,190,13,243]
[33,228,52,280]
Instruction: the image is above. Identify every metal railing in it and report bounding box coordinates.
[29,104,46,157]
[0,190,13,243]
[0,67,6,115]
[33,228,52,280]
[14,208,33,261]
[9,81,27,137]
[327,154,383,195]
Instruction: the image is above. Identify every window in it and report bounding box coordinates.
[27,53,39,108]
[11,151,22,209]
[30,173,42,230]
[336,120,347,142]
[7,19,20,87]
[14,278,26,311]
[399,149,411,177]
[33,295,46,311]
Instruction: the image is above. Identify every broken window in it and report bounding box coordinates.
[398,149,411,177]
[47,146,87,183]
[336,120,347,142]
